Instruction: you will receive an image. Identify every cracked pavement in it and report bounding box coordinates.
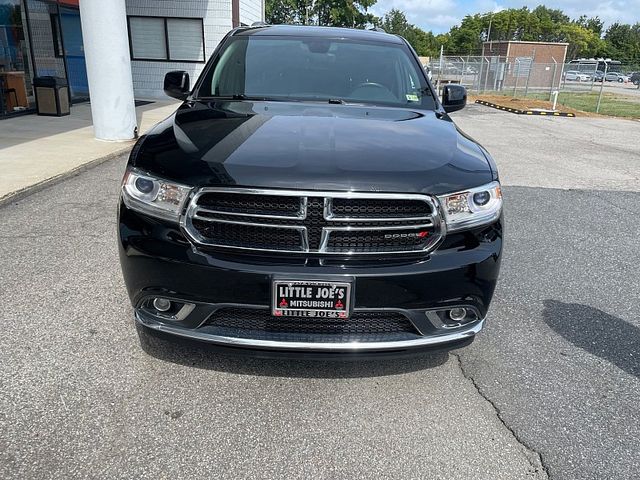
[1,104,639,479]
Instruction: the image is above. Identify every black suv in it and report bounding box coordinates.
[118,25,503,355]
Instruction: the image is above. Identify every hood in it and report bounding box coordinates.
[133,100,494,195]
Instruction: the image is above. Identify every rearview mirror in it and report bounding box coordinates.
[442,84,467,113]
[164,71,190,101]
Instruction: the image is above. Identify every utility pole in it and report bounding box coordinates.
[439,44,444,87]
[596,61,608,113]
[305,0,315,25]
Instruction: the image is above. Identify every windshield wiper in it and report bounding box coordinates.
[196,94,281,102]
[328,98,346,104]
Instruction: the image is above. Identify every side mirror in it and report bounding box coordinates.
[442,84,467,113]
[164,71,190,100]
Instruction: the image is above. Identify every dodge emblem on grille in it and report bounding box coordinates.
[384,231,429,239]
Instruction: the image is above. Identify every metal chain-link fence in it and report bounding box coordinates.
[426,56,640,117]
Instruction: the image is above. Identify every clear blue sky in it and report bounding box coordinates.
[369,0,639,34]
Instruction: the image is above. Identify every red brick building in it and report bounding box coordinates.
[481,41,568,90]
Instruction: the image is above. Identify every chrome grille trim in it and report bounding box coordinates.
[324,197,433,223]
[324,222,434,232]
[194,202,306,220]
[181,188,446,255]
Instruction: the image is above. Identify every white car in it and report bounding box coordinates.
[564,70,590,81]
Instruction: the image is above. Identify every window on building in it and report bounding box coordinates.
[50,14,64,58]
[127,16,204,62]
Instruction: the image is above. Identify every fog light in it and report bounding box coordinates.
[153,297,171,312]
[449,308,467,321]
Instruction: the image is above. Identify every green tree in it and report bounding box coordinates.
[604,22,640,61]
[266,0,314,25]
[266,0,377,28]
[575,15,604,36]
[561,23,602,59]
[314,0,377,28]
[378,9,438,56]
[440,6,610,59]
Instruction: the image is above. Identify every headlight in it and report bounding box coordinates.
[438,181,502,231]
[121,167,192,222]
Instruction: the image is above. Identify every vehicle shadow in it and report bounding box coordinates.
[543,300,639,379]
[138,327,451,378]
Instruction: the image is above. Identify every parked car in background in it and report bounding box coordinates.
[592,71,605,82]
[564,70,590,81]
[631,72,640,86]
[431,62,461,76]
[119,25,503,355]
[605,72,628,83]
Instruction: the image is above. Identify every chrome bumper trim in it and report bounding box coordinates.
[135,311,484,352]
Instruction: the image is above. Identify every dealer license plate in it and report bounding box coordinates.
[272,280,352,318]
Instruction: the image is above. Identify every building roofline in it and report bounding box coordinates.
[482,40,569,46]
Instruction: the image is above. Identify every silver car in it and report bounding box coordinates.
[605,72,629,83]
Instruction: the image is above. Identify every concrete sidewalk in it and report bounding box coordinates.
[0,100,180,204]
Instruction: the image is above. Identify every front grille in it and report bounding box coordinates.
[183,188,443,255]
[330,198,431,219]
[327,228,430,253]
[202,308,420,343]
[191,219,304,251]
[197,192,303,217]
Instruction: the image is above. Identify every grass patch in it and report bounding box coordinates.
[522,91,640,118]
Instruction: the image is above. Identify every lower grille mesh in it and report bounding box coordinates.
[192,220,303,251]
[202,308,421,343]
[331,198,432,218]
[328,229,430,253]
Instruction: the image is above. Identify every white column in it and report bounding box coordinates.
[79,0,137,141]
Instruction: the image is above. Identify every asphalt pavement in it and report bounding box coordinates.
[1,104,639,479]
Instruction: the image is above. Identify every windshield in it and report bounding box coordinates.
[196,35,434,109]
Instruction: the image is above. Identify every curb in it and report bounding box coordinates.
[0,147,130,209]
[475,100,576,117]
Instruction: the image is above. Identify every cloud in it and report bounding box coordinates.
[370,0,640,33]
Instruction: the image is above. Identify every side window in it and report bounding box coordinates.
[210,39,247,96]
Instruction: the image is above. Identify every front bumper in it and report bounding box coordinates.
[119,202,502,354]
[136,308,484,352]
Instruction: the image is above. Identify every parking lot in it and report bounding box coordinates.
[1,104,639,479]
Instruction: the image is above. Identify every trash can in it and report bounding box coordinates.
[33,76,70,117]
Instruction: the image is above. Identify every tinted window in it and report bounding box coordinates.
[198,36,434,109]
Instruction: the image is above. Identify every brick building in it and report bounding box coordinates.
[481,41,568,90]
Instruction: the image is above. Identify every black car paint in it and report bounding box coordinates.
[119,25,502,354]
[132,100,496,195]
